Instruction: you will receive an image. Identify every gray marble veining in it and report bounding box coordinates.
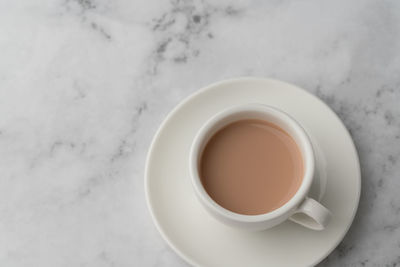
[0,0,399,266]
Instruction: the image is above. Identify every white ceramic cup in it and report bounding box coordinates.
[189,104,332,231]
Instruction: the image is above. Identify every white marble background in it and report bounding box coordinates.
[0,0,399,266]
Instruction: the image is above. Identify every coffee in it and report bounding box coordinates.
[200,119,303,215]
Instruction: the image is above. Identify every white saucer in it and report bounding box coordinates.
[145,78,361,267]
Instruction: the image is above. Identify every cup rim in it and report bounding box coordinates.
[189,103,315,223]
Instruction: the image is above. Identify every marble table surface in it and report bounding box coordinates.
[1,0,399,266]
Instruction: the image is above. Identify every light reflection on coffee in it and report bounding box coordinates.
[200,119,303,215]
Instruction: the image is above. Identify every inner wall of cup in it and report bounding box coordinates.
[197,110,310,178]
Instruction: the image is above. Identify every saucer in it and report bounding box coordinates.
[145,78,361,267]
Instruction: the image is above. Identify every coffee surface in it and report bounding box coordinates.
[200,119,303,215]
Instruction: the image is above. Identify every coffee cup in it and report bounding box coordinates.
[189,104,331,231]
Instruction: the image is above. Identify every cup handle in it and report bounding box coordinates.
[289,197,332,230]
